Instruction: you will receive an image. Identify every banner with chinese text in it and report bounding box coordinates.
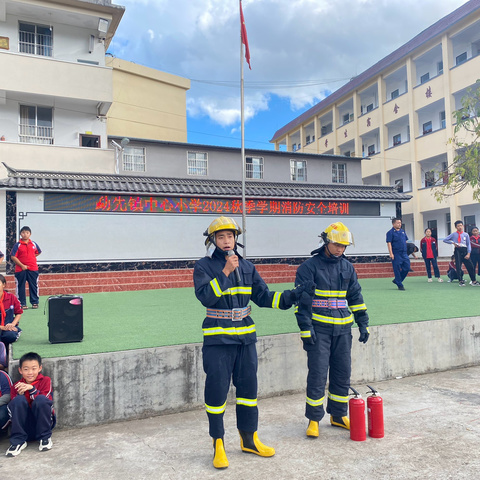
[44,193,380,216]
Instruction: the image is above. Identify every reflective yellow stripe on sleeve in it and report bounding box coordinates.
[306,395,325,407]
[203,325,256,336]
[300,330,312,338]
[210,278,223,297]
[205,401,227,415]
[349,303,367,312]
[328,391,349,403]
[236,397,257,407]
[222,286,252,295]
[271,292,281,309]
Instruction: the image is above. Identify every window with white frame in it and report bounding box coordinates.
[420,73,430,84]
[332,163,347,183]
[19,105,53,144]
[393,133,402,146]
[187,151,207,176]
[246,156,264,179]
[367,144,375,155]
[456,52,467,65]
[394,179,404,192]
[440,111,446,129]
[422,121,432,135]
[290,159,307,181]
[123,146,146,172]
[19,22,53,57]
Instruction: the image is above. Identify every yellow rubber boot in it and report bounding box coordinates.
[212,438,229,469]
[330,415,350,430]
[306,420,319,437]
[239,430,275,457]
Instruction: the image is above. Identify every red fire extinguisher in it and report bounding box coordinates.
[367,385,384,438]
[349,387,366,441]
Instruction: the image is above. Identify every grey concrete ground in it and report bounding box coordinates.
[1,365,479,480]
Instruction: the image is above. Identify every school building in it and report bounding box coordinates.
[270,0,480,257]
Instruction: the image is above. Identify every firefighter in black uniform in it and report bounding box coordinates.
[294,222,369,437]
[194,216,313,469]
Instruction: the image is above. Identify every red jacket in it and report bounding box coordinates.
[10,240,41,273]
[1,291,23,326]
[11,373,53,407]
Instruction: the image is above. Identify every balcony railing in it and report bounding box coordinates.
[19,124,54,144]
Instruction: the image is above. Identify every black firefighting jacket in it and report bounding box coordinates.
[295,245,368,337]
[194,247,296,346]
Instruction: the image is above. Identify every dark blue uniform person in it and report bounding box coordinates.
[386,217,410,290]
[194,216,312,469]
[294,222,369,437]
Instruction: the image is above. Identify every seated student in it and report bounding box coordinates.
[0,342,6,371]
[6,352,56,457]
[0,275,23,355]
[0,369,13,436]
[447,255,460,282]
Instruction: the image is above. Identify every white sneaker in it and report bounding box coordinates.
[427,278,433,282]
[447,279,452,282]
[6,442,27,457]
[39,438,52,452]
[437,278,443,282]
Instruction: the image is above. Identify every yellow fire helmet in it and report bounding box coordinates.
[204,216,242,245]
[321,221,354,246]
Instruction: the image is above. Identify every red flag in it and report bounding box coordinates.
[240,1,251,69]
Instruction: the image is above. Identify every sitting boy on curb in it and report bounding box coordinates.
[6,352,56,457]
[0,369,13,436]
[0,274,24,357]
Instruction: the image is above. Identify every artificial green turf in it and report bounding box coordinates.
[12,276,479,360]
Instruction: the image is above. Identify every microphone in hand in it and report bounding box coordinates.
[227,250,242,285]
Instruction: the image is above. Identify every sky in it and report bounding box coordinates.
[108,0,469,151]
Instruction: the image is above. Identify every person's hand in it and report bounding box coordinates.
[15,383,33,395]
[223,254,238,277]
[301,327,316,345]
[21,264,28,271]
[358,325,370,343]
[5,324,18,331]
[465,253,470,260]
[390,253,394,260]
[291,281,316,301]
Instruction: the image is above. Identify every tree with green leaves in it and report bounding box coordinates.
[434,79,480,202]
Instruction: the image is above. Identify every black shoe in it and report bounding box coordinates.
[398,285,405,291]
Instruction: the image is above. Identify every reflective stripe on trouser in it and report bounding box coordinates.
[304,331,352,421]
[202,343,258,439]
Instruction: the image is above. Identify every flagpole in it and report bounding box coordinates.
[240,0,247,257]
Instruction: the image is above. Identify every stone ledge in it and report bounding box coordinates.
[8,316,480,428]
